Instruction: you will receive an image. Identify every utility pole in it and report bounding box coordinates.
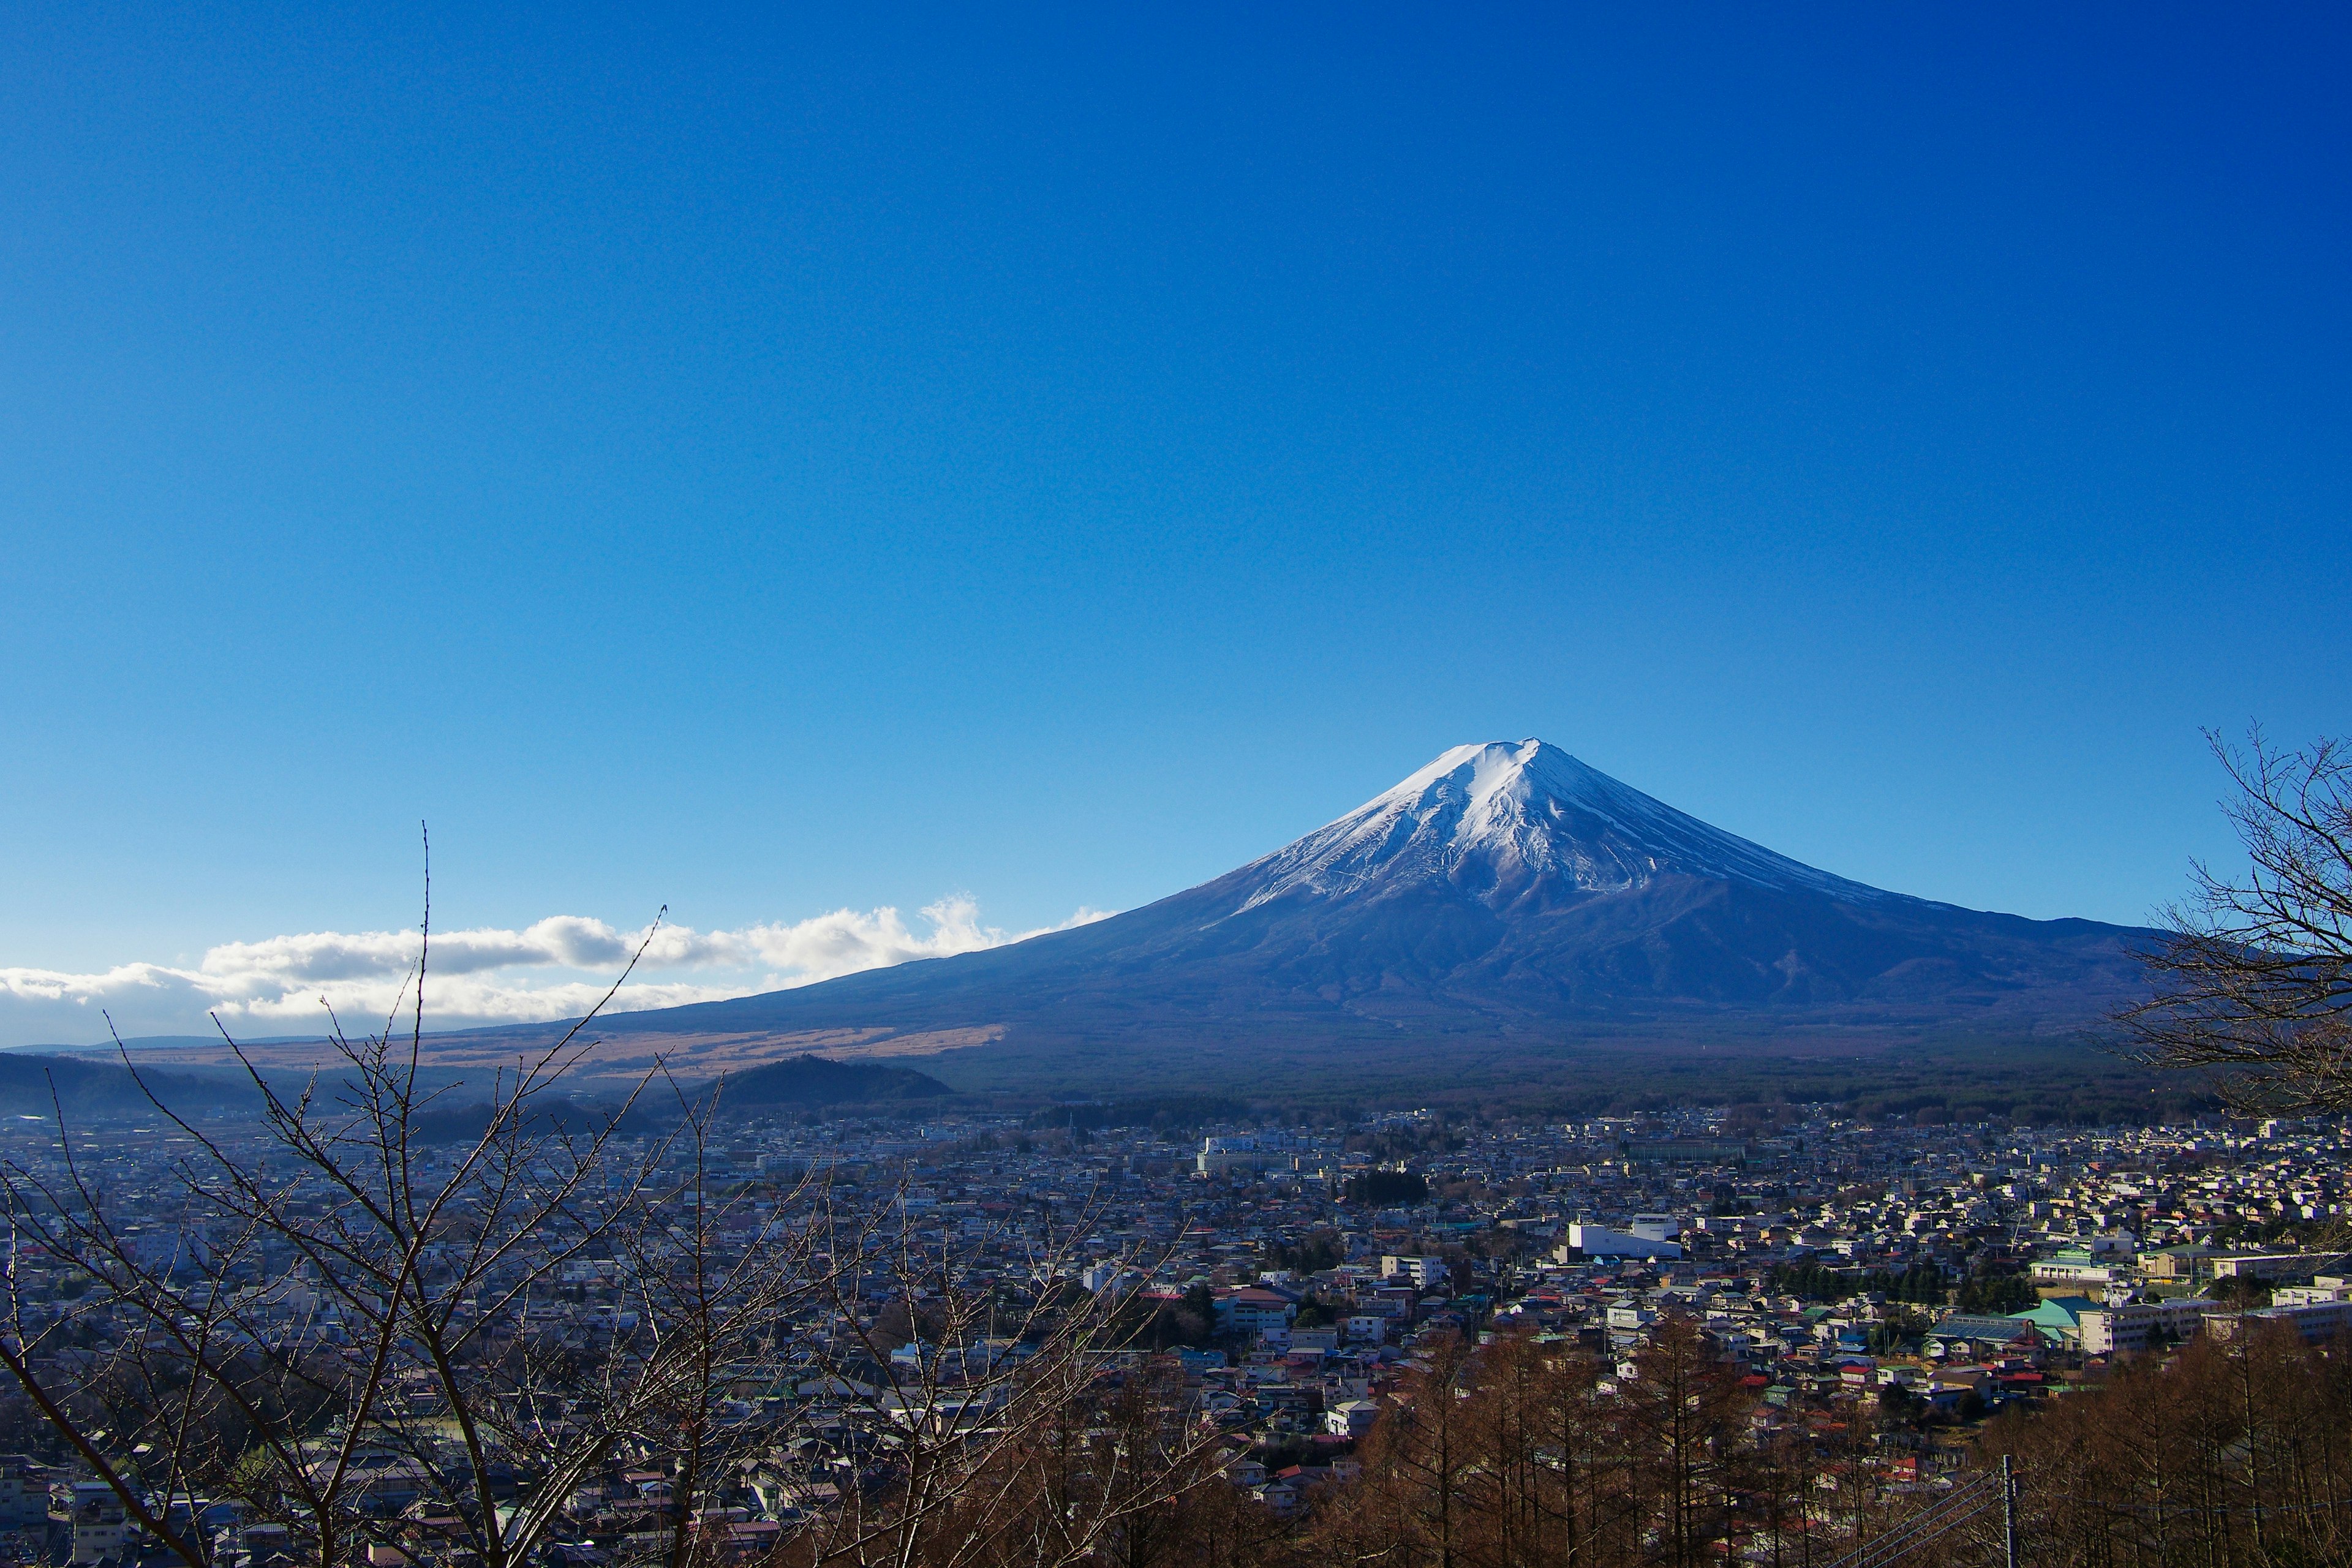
[2000,1453,2018,1568]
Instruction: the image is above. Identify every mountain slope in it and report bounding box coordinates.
[561,741,2153,1087]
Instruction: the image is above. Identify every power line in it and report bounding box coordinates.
[1821,1467,2005,1568]
[1819,1456,2022,1568]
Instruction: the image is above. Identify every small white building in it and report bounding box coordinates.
[1079,1261,1139,1294]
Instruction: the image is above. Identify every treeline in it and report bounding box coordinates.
[1014,1317,2352,1568]
[1024,1095,1250,1133]
[1760,1261,2036,1314]
[1267,1231,1347,1274]
[1981,1328,2352,1567]
[1193,1042,2218,1128]
[990,1043,2207,1133]
[1107,1319,1911,1568]
[1342,1169,1430,1206]
[1766,1261,1952,1306]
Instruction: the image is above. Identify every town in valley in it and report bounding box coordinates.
[9,1095,2349,1564]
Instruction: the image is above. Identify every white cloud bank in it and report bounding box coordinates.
[0,898,1110,1047]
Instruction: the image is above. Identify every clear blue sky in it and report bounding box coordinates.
[3,4,2348,1041]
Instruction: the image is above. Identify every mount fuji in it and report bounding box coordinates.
[466,739,2154,1093]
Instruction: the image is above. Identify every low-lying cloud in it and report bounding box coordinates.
[0,898,1110,1047]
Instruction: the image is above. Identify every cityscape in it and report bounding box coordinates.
[7,1082,2352,1563]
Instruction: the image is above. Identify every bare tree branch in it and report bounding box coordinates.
[2119,728,2352,1114]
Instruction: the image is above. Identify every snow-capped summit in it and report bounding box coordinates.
[1231,739,1883,914]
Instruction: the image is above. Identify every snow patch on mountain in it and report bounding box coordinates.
[1231,739,1887,912]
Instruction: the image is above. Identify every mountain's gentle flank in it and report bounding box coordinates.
[494,739,2153,1088]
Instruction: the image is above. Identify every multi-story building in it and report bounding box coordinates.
[0,1457,49,1528]
[1379,1255,1449,1289]
[2209,1298,2352,1345]
[2078,1297,2218,1355]
[66,1480,127,1566]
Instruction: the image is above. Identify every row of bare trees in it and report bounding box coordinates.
[1980,1327,2352,1568]
[1156,1316,2352,1568]
[1276,1320,1932,1568]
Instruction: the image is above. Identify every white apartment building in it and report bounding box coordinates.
[2078,1297,2218,1355]
[1381,1255,1449,1289]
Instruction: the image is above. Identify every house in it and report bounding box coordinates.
[1254,1477,1302,1514]
[2030,1249,2126,1295]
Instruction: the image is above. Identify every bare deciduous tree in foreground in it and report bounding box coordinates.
[2120,728,2352,1114]
[0,872,1218,1568]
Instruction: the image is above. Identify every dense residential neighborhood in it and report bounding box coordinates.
[6,1099,2352,1566]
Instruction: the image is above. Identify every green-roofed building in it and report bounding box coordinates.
[2010,1295,2098,1346]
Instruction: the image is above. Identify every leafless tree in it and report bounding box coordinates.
[0,864,1210,1568]
[2120,728,2352,1114]
[0,875,860,1568]
[764,1186,1230,1568]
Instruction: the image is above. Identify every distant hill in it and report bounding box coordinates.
[0,1051,252,1121]
[711,1055,953,1107]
